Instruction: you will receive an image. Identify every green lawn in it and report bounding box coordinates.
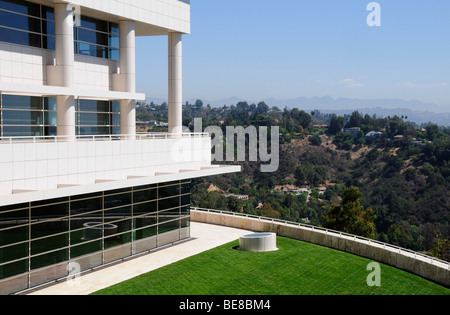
[92,236,450,295]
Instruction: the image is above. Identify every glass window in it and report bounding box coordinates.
[158,196,180,211]
[0,27,41,47]
[70,240,102,258]
[31,221,69,240]
[71,197,102,216]
[44,111,57,126]
[78,28,108,46]
[79,112,110,126]
[31,199,69,220]
[79,15,108,32]
[3,126,43,137]
[77,42,108,58]
[78,100,109,112]
[134,201,157,216]
[44,97,56,111]
[31,233,68,255]
[2,110,43,125]
[0,226,28,247]
[134,225,157,241]
[2,95,42,110]
[0,0,40,18]
[0,259,28,280]
[31,248,68,270]
[159,185,180,199]
[42,6,54,21]
[0,10,41,33]
[133,189,157,204]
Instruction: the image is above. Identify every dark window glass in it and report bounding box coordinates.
[2,95,42,110]
[109,35,119,48]
[104,232,131,250]
[0,27,40,47]
[134,216,157,229]
[111,101,120,113]
[159,220,180,234]
[71,197,102,216]
[181,194,190,206]
[44,111,57,126]
[3,126,42,137]
[77,42,108,58]
[42,20,54,36]
[70,240,102,258]
[31,248,68,270]
[111,126,121,135]
[134,225,157,241]
[78,126,110,136]
[42,35,55,50]
[0,226,28,247]
[78,28,108,46]
[111,113,120,126]
[78,100,109,112]
[31,201,69,220]
[158,196,180,211]
[44,97,56,111]
[42,6,54,21]
[44,126,57,136]
[0,242,29,264]
[133,201,157,216]
[31,233,68,255]
[0,0,40,17]
[31,221,69,240]
[0,10,41,33]
[109,23,119,35]
[80,15,108,32]
[0,259,28,280]
[159,185,180,199]
[2,110,43,125]
[79,112,110,126]
[133,189,157,204]
[0,208,28,224]
[104,205,131,219]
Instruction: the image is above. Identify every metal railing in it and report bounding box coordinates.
[192,207,450,269]
[0,132,209,144]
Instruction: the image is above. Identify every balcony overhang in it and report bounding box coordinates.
[0,82,145,101]
[0,165,241,207]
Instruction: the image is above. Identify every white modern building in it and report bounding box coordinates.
[0,0,240,295]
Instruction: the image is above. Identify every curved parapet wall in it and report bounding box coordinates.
[191,209,450,287]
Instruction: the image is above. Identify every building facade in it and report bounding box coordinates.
[0,0,240,295]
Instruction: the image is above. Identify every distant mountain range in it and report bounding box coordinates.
[145,96,450,126]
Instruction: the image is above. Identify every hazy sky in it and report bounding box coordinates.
[136,0,450,109]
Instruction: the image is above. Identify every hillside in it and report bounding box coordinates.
[137,100,450,259]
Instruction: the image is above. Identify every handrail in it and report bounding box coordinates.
[191,207,450,269]
[0,132,209,144]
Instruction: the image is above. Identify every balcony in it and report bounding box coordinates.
[0,133,241,206]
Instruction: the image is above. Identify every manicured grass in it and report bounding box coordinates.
[92,237,450,295]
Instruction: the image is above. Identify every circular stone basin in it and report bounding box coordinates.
[239,232,278,252]
[83,222,118,240]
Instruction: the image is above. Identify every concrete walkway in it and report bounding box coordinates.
[28,222,252,295]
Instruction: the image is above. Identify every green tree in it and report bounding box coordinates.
[329,115,344,135]
[322,186,376,239]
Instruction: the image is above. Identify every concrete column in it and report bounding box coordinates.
[56,95,76,138]
[119,20,136,137]
[54,3,75,139]
[168,32,183,135]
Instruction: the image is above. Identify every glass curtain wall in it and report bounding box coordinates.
[76,99,120,136]
[0,94,57,137]
[0,180,191,289]
[0,0,55,50]
[0,0,119,60]
[74,15,119,61]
